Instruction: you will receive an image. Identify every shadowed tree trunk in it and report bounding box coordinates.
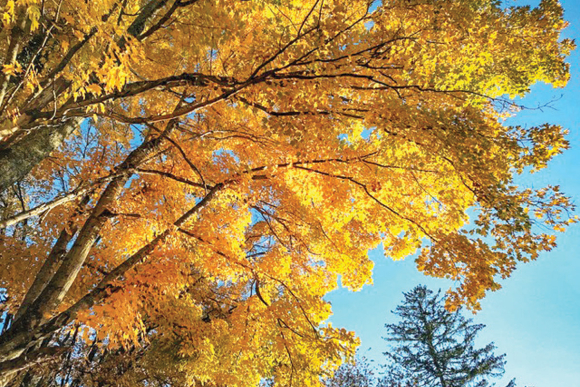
[0,119,82,193]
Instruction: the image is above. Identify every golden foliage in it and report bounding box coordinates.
[0,0,575,385]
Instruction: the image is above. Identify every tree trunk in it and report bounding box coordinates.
[0,118,82,193]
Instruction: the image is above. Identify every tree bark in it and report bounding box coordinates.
[0,118,82,193]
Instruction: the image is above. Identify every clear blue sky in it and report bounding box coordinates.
[327,1,580,386]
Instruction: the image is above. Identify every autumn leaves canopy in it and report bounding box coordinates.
[0,0,575,385]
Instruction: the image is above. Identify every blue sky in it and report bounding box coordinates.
[327,1,580,386]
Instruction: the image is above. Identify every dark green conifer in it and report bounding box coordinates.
[383,286,515,387]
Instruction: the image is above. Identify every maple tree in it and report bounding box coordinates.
[0,0,576,385]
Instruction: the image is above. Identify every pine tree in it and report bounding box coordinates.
[384,286,515,387]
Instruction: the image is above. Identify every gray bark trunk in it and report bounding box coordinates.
[0,118,83,193]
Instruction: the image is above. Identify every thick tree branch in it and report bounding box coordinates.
[0,179,104,230]
[0,182,225,359]
[5,120,178,339]
[13,195,90,322]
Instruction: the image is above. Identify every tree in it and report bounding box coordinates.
[0,0,575,385]
[384,286,516,387]
[323,357,418,387]
[323,357,377,387]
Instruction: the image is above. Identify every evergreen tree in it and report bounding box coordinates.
[384,286,515,387]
